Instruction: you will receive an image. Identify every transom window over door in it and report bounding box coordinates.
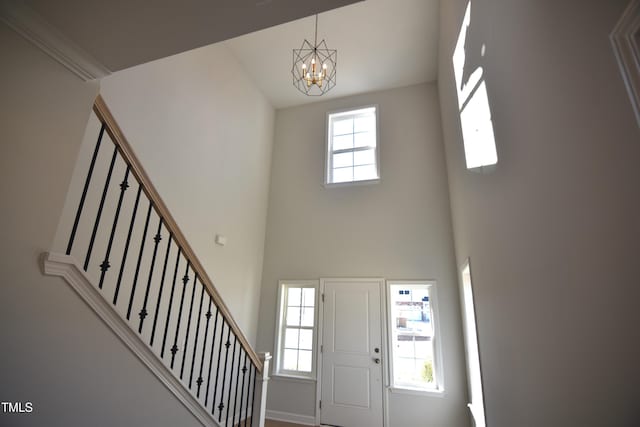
[326,106,379,185]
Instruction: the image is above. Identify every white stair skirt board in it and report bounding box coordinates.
[42,252,222,427]
[265,410,316,426]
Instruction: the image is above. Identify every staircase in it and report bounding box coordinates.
[43,95,270,427]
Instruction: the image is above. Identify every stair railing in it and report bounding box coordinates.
[62,94,265,427]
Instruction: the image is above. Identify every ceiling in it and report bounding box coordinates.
[225,0,440,108]
[20,0,360,71]
[11,0,439,109]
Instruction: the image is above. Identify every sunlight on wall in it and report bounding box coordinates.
[453,2,498,171]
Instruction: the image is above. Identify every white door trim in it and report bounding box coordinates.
[315,278,387,427]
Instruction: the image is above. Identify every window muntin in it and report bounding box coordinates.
[326,106,379,185]
[388,281,442,392]
[275,281,318,378]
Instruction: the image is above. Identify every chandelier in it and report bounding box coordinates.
[292,14,337,96]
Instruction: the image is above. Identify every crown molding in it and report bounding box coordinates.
[611,0,640,127]
[0,0,111,81]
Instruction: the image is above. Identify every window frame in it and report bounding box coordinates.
[386,280,445,396]
[325,105,380,187]
[460,259,486,427]
[273,280,319,380]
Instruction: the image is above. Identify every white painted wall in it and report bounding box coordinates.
[53,43,275,344]
[258,84,469,426]
[438,1,640,426]
[0,22,207,426]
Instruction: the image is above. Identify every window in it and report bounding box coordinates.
[387,281,443,392]
[274,281,318,378]
[461,260,486,426]
[326,106,379,185]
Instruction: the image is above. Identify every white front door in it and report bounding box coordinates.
[320,279,384,427]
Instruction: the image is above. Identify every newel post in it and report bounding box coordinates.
[253,352,271,427]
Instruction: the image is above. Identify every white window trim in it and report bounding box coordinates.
[273,280,319,380]
[324,104,381,187]
[460,259,486,427]
[385,280,445,396]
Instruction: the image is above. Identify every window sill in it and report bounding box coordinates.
[323,178,380,189]
[388,386,445,398]
[271,373,316,384]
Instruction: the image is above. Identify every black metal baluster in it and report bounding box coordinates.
[180,275,199,379]
[244,364,252,427]
[232,348,243,426]
[170,262,190,369]
[205,307,221,406]
[218,326,232,422]
[150,234,173,346]
[197,298,213,398]
[113,185,141,305]
[84,146,118,271]
[247,364,256,427]
[138,216,163,333]
[189,286,206,389]
[238,352,248,427]
[67,123,105,255]
[225,336,238,426]
[161,247,182,358]
[126,201,153,320]
[98,166,130,289]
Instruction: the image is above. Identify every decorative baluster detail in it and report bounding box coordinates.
[232,348,243,426]
[138,216,163,333]
[238,352,248,427]
[188,284,206,388]
[170,262,190,369]
[98,166,130,289]
[205,306,221,406]
[196,298,213,398]
[180,275,199,379]
[247,364,256,427]
[126,201,153,320]
[113,185,141,305]
[161,247,182,358]
[226,336,238,426]
[218,327,232,422]
[150,233,173,346]
[67,123,105,255]
[84,146,118,271]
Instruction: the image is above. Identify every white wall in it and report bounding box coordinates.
[53,43,275,344]
[0,22,207,426]
[438,1,640,426]
[259,84,469,427]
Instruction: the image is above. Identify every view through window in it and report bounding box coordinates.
[388,282,441,391]
[326,106,379,184]
[275,282,317,377]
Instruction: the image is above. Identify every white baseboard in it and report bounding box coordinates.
[266,409,315,425]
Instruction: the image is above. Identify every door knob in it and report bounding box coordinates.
[373,358,381,364]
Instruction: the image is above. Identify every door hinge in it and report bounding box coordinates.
[322,293,325,302]
[319,400,322,409]
[320,344,323,353]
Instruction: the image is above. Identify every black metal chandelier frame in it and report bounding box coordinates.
[292,14,337,96]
